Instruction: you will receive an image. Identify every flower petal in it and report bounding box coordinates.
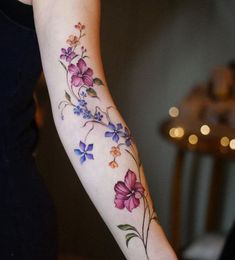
[80,155,86,164]
[86,153,94,160]
[125,138,132,146]
[114,197,125,209]
[71,52,76,57]
[117,123,123,130]
[115,193,128,200]
[66,53,75,63]
[112,134,119,143]
[71,75,83,87]
[105,131,114,138]
[86,144,93,151]
[77,58,87,74]
[86,68,93,76]
[79,141,86,151]
[66,57,72,63]
[82,75,93,86]
[108,122,116,130]
[134,182,145,197]
[124,170,137,190]
[135,192,144,199]
[74,149,83,155]
[60,54,66,60]
[114,181,130,196]
[68,64,79,74]
[124,196,140,212]
[109,160,118,168]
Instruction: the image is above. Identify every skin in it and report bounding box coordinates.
[17,0,178,259]
[18,0,32,5]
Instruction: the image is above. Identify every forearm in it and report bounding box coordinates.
[33,1,176,259]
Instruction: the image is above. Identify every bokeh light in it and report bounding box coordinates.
[188,134,198,145]
[220,136,230,147]
[229,139,235,150]
[200,124,210,135]
[169,107,179,117]
[169,127,184,138]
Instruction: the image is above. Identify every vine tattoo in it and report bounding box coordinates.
[58,22,158,259]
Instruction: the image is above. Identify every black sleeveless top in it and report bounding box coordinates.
[0,2,57,259]
[0,0,41,163]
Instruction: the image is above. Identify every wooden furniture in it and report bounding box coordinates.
[160,118,235,255]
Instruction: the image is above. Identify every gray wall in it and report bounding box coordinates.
[101,0,235,241]
[36,0,235,258]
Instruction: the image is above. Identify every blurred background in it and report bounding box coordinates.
[34,0,235,259]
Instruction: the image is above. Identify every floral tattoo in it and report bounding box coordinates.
[58,22,158,259]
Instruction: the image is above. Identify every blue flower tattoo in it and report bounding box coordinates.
[94,112,103,121]
[74,141,94,164]
[105,122,123,143]
[73,105,83,115]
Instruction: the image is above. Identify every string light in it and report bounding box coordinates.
[200,124,210,135]
[229,139,235,150]
[188,134,198,145]
[220,136,230,147]
[169,107,179,117]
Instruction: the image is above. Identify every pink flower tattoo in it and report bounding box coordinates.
[68,58,94,87]
[115,169,158,257]
[114,169,145,212]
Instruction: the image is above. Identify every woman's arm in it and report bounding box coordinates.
[32,0,177,259]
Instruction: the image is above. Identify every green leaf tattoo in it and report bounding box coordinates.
[93,77,104,86]
[117,224,139,233]
[86,87,98,98]
[125,233,139,247]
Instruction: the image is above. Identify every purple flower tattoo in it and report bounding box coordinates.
[68,58,94,87]
[105,122,123,143]
[74,141,94,164]
[60,47,76,63]
[73,105,83,115]
[94,112,103,121]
